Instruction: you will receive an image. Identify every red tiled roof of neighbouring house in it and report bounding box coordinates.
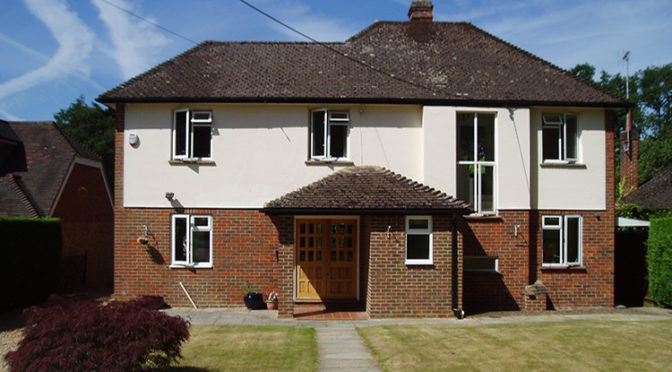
[0,122,102,217]
[98,22,626,107]
[264,166,470,214]
[622,166,672,209]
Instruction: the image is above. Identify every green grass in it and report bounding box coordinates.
[357,320,672,372]
[170,325,317,372]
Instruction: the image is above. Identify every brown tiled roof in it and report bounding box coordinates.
[264,166,470,214]
[622,166,672,209]
[99,22,625,107]
[0,175,39,217]
[0,122,102,217]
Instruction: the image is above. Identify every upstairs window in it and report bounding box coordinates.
[405,216,433,265]
[171,214,213,268]
[457,112,496,215]
[542,113,577,163]
[542,215,582,266]
[310,109,349,160]
[173,109,212,160]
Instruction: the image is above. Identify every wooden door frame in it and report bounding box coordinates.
[293,216,360,302]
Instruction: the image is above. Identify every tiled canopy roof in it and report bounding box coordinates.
[264,166,470,214]
[622,166,672,209]
[98,22,625,107]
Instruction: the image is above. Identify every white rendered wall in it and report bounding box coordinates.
[423,106,532,210]
[532,108,606,210]
[123,103,423,208]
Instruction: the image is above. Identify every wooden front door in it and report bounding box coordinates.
[295,219,358,301]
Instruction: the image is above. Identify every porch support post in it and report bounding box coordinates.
[275,216,294,318]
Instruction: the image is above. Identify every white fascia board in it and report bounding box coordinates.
[617,217,651,228]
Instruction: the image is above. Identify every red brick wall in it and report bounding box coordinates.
[461,211,529,313]
[365,214,461,318]
[114,208,283,308]
[619,129,639,194]
[53,163,113,291]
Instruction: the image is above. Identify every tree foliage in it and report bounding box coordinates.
[5,295,189,372]
[571,62,672,183]
[54,96,115,185]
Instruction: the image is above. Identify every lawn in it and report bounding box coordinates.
[357,320,672,371]
[171,325,317,372]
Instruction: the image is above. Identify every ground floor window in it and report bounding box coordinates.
[171,214,213,268]
[542,215,582,266]
[464,256,498,272]
[405,216,432,265]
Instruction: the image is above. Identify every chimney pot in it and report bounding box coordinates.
[408,1,434,22]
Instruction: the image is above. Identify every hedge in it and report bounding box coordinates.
[0,217,62,309]
[648,217,672,307]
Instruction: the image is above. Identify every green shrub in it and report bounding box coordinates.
[0,217,62,309]
[648,217,672,307]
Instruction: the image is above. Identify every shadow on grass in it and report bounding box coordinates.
[166,367,210,371]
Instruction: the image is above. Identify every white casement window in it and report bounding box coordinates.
[171,214,213,268]
[464,256,499,272]
[542,215,582,266]
[405,216,433,265]
[542,113,578,163]
[173,109,213,160]
[310,109,349,160]
[456,112,496,215]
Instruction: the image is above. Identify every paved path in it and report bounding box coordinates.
[315,325,380,372]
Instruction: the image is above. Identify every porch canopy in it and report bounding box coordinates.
[263,166,470,215]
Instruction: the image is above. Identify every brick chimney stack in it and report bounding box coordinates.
[620,129,639,195]
[408,1,434,22]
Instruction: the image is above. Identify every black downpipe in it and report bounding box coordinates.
[451,213,464,319]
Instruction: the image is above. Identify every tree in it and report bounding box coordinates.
[570,63,596,82]
[570,63,672,183]
[54,96,115,186]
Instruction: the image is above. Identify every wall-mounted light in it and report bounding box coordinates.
[165,192,174,201]
[514,224,520,237]
[128,133,139,147]
[594,213,601,220]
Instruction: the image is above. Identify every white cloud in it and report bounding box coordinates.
[0,0,96,100]
[261,1,358,41]
[0,107,24,121]
[92,0,170,80]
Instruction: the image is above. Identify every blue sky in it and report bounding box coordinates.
[1,0,670,121]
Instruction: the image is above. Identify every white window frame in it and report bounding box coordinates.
[457,112,497,215]
[464,256,499,272]
[542,113,578,163]
[310,109,350,161]
[405,216,433,265]
[172,109,213,161]
[171,214,213,268]
[542,215,583,267]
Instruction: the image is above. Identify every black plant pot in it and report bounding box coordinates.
[244,293,265,309]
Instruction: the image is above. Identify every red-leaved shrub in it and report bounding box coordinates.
[5,295,189,372]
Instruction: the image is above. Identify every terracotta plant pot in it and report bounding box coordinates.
[266,301,278,310]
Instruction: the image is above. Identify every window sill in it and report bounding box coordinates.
[170,264,213,269]
[169,160,216,166]
[540,162,586,169]
[305,159,354,166]
[463,214,502,222]
[465,270,501,275]
[405,260,433,266]
[541,265,586,271]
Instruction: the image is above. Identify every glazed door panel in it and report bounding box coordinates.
[295,219,357,301]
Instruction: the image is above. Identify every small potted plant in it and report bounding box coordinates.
[243,282,264,310]
[265,290,279,310]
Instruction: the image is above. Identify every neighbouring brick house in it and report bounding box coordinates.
[98,1,626,317]
[0,120,114,291]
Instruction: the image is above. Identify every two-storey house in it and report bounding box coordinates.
[98,1,626,317]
